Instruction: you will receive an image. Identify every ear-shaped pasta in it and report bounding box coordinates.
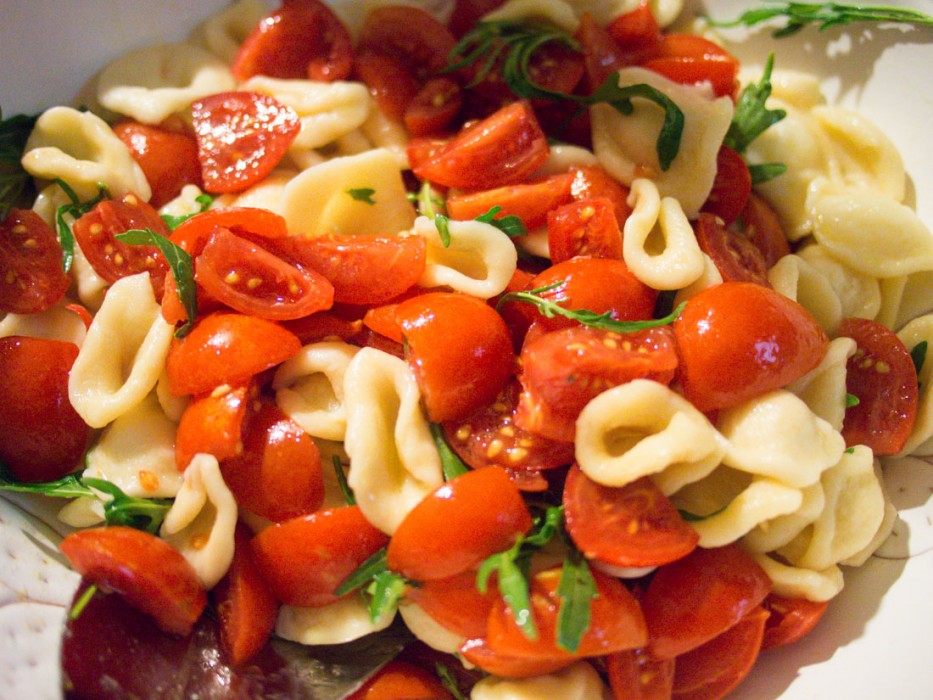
[621,179,705,290]
[567,0,684,27]
[483,0,580,31]
[343,348,444,534]
[534,144,599,176]
[839,472,897,567]
[897,314,933,455]
[412,215,518,299]
[796,243,881,321]
[158,183,208,220]
[276,596,396,646]
[470,660,612,700]
[750,552,844,602]
[212,169,297,214]
[313,438,356,510]
[767,254,842,336]
[360,108,410,168]
[894,271,933,330]
[22,107,150,201]
[875,275,907,331]
[786,337,856,432]
[762,68,825,110]
[591,67,733,218]
[96,42,235,124]
[191,0,269,63]
[282,148,416,238]
[742,481,826,553]
[0,301,87,347]
[57,497,106,529]
[574,379,727,493]
[68,273,175,428]
[672,252,722,306]
[398,601,465,654]
[84,392,184,499]
[273,341,361,442]
[160,453,237,590]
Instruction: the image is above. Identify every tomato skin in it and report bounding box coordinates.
[250,506,390,607]
[640,35,740,99]
[171,207,289,255]
[547,197,623,263]
[346,659,455,700]
[406,570,498,638]
[839,317,918,455]
[459,637,575,679]
[191,91,300,194]
[358,5,456,80]
[405,77,464,136]
[174,383,255,471]
[0,208,70,314]
[112,121,202,207]
[165,311,301,396]
[760,594,828,651]
[607,2,662,48]
[445,172,576,231]
[734,192,790,269]
[673,282,829,413]
[641,544,771,660]
[0,337,90,483]
[607,647,674,700]
[60,526,207,637]
[701,146,752,226]
[396,292,516,423]
[564,467,698,569]
[568,165,633,227]
[694,213,770,286]
[354,52,421,123]
[387,467,532,581]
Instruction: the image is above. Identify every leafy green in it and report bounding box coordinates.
[348,187,377,205]
[911,340,927,378]
[555,547,597,652]
[845,392,861,408]
[724,54,786,155]
[334,548,408,623]
[749,162,787,184]
[160,193,213,230]
[54,179,109,273]
[332,455,356,506]
[476,205,528,238]
[435,663,468,700]
[429,423,471,481]
[0,109,39,221]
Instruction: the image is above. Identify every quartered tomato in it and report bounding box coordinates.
[0,208,70,314]
[353,52,421,122]
[174,383,255,471]
[839,317,918,455]
[568,165,633,227]
[640,34,740,99]
[761,593,829,651]
[112,120,202,207]
[694,213,770,286]
[346,660,455,700]
[701,146,752,226]
[547,197,623,264]
[445,172,576,231]
[171,207,289,254]
[606,647,674,700]
[405,570,499,639]
[191,91,300,194]
[231,0,353,82]
[459,637,574,679]
[563,467,698,568]
[60,526,207,636]
[607,1,662,48]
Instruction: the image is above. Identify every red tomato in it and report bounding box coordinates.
[250,506,389,607]
[640,35,739,99]
[165,311,301,396]
[281,311,363,344]
[448,0,507,37]
[213,525,279,666]
[354,51,421,123]
[357,5,456,80]
[694,213,770,286]
[220,401,325,522]
[839,317,919,455]
[406,570,499,639]
[563,467,698,568]
[72,192,171,298]
[174,383,255,471]
[568,165,633,227]
[576,14,633,90]
[191,91,300,194]
[396,292,516,423]
[0,337,90,483]
[410,101,549,190]
[761,594,828,651]
[734,192,790,269]
[0,209,70,314]
[387,467,532,580]
[607,2,662,48]
[195,228,334,320]
[459,637,574,679]
[701,146,752,226]
[231,0,353,82]
[673,281,829,413]
[516,325,678,442]
[405,77,464,136]
[59,526,207,636]
[346,659,454,700]
[445,172,576,231]
[171,207,289,254]
[547,197,623,263]
[606,647,674,700]
[112,121,202,207]
[641,544,771,660]
[671,605,769,700]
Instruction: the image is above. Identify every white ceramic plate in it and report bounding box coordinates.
[1,1,932,698]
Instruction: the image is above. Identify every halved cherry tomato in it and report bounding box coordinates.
[353,52,421,123]
[733,192,790,269]
[839,317,919,455]
[405,77,464,136]
[174,383,255,471]
[60,526,207,636]
[445,172,576,231]
[701,146,752,226]
[641,544,771,660]
[72,192,171,298]
[357,5,456,80]
[761,593,828,651]
[606,647,674,700]
[694,213,770,286]
[281,310,363,344]
[640,34,740,99]
[195,228,334,320]
[191,91,300,194]
[564,467,698,568]
[165,311,301,396]
[170,207,289,254]
[0,208,70,314]
[396,292,516,422]
[406,570,499,639]
[387,467,532,580]
[220,401,325,522]
[459,637,574,679]
[576,14,632,90]
[231,0,353,82]
[671,605,769,700]
[568,165,633,227]
[112,121,202,207]
[673,281,828,413]
[250,506,389,607]
[547,197,623,263]
[347,659,455,700]
[516,325,678,442]
[213,525,279,666]
[410,101,549,190]
[607,1,662,48]
[0,336,90,483]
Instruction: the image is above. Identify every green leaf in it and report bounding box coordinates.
[348,187,377,205]
[435,663,468,700]
[707,1,933,36]
[749,162,787,184]
[911,340,927,378]
[429,423,471,481]
[845,392,861,408]
[68,583,99,621]
[476,205,528,238]
[724,54,786,154]
[332,455,356,506]
[81,477,172,534]
[367,570,407,623]
[0,468,92,499]
[53,179,109,273]
[555,549,596,653]
[0,109,39,221]
[434,213,453,247]
[160,193,213,230]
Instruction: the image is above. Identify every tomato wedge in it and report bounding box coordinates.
[694,213,770,286]
[760,594,829,651]
[640,34,740,99]
[170,207,289,254]
[405,570,499,639]
[357,5,456,80]
[405,77,464,136]
[346,659,455,700]
[0,208,70,314]
[733,192,790,268]
[112,120,202,208]
[459,637,574,679]
[174,383,255,471]
[445,172,576,231]
[606,647,674,700]
[547,196,623,263]
[701,146,752,226]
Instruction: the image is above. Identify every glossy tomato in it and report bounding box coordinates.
[700,146,752,226]
[112,120,202,207]
[174,382,255,471]
[606,647,674,700]
[640,34,740,99]
[171,207,289,254]
[760,593,829,651]
[607,1,662,48]
[445,172,576,231]
[568,165,633,227]
[346,659,455,700]
[358,5,456,80]
[405,570,499,639]
[734,192,790,269]
[353,52,421,122]
[673,281,828,412]
[694,213,770,286]
[0,208,70,314]
[405,77,464,136]
[547,197,623,263]
[459,637,574,679]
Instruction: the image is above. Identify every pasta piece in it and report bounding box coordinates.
[282,148,416,238]
[515,229,551,260]
[622,179,706,290]
[591,67,734,218]
[84,392,184,499]
[273,341,361,442]
[412,215,518,299]
[796,243,881,322]
[211,169,296,214]
[750,552,844,603]
[22,107,151,201]
[57,497,106,529]
[343,348,444,534]
[276,596,396,646]
[155,370,188,424]
[767,254,842,336]
[398,602,465,655]
[742,482,826,553]
[360,108,410,168]
[672,252,722,306]
[68,273,175,428]
[96,42,235,124]
[483,0,580,32]
[158,184,208,221]
[894,271,933,330]
[160,453,237,590]
[0,302,87,347]
[471,661,612,700]
[786,337,855,432]
[575,379,727,493]
[875,275,907,331]
[719,390,845,488]
[839,466,897,567]
[760,68,824,111]
[897,314,933,455]
[314,438,356,511]
[533,144,599,176]
[568,0,685,27]
[190,0,269,63]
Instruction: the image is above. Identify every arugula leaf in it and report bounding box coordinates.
[54,179,109,273]
[429,423,471,481]
[160,193,213,230]
[435,663,468,700]
[334,547,408,623]
[724,54,786,154]
[0,469,91,499]
[555,547,597,652]
[332,455,356,506]
[911,340,927,378]
[348,187,377,205]
[434,213,453,247]
[845,392,860,408]
[0,109,39,221]
[749,162,787,184]
[476,205,528,238]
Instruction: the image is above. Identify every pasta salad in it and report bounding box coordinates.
[2,0,933,698]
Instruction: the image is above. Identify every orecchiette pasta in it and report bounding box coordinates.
[742,481,826,553]
[749,552,844,602]
[470,660,612,700]
[276,596,396,646]
[190,0,269,63]
[484,0,581,32]
[767,254,842,336]
[786,337,856,432]
[398,602,465,654]
[796,243,881,322]
[897,313,933,455]
[0,301,87,347]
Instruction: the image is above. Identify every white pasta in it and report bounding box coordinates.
[786,337,856,432]
[413,215,518,299]
[894,271,933,330]
[672,252,723,306]
[360,108,411,168]
[796,243,881,322]
[276,596,396,646]
[533,144,599,176]
[591,67,733,218]
[68,273,175,429]
[622,178,705,290]
[212,169,297,215]
[897,314,933,455]
[398,602,465,654]
[767,254,842,336]
[96,42,236,125]
[160,454,237,591]
[191,0,269,63]
[567,0,684,26]
[471,661,612,700]
[273,341,361,442]
[483,0,580,32]
[343,348,444,534]
[743,482,826,553]
[750,552,844,603]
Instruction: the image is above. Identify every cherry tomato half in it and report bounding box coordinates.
[0,208,70,314]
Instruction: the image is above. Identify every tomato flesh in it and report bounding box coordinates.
[761,594,829,650]
[174,383,255,471]
[113,120,202,208]
[0,208,70,314]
